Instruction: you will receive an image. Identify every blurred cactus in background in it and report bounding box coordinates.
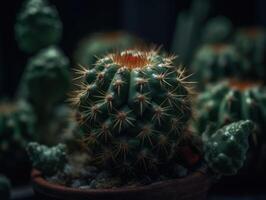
[203,120,253,175]
[14,0,71,145]
[201,16,233,44]
[15,0,62,53]
[192,44,244,85]
[171,0,210,65]
[18,46,70,144]
[0,100,36,182]
[75,31,139,67]
[19,46,70,113]
[235,27,266,80]
[195,81,266,133]
[0,175,11,200]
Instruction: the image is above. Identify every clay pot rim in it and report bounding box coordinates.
[31,169,211,196]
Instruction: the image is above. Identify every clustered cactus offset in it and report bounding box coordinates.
[70,49,193,177]
[203,120,253,175]
[27,142,66,176]
[15,0,62,53]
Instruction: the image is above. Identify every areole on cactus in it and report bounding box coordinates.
[70,49,194,176]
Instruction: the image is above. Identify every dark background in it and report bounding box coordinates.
[0,0,265,97]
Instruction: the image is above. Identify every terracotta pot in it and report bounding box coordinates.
[31,170,212,200]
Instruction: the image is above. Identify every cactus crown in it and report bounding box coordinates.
[70,49,193,177]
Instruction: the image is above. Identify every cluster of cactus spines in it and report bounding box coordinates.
[27,142,66,176]
[15,0,62,53]
[235,28,266,80]
[70,49,194,176]
[202,16,233,44]
[0,175,11,200]
[195,81,266,135]
[19,46,70,112]
[192,44,243,84]
[0,101,36,159]
[75,32,139,66]
[203,120,253,175]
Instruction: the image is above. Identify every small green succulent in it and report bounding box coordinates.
[203,120,253,175]
[27,142,66,176]
[15,0,62,53]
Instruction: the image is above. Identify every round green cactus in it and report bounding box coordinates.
[0,175,11,200]
[235,27,266,80]
[192,44,244,85]
[19,46,70,112]
[27,142,66,176]
[195,81,266,134]
[0,100,36,170]
[75,32,139,66]
[202,16,233,44]
[71,49,193,176]
[15,0,62,53]
[203,120,253,175]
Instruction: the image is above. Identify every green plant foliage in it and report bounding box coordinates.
[15,0,62,53]
[27,142,66,176]
[203,120,253,175]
